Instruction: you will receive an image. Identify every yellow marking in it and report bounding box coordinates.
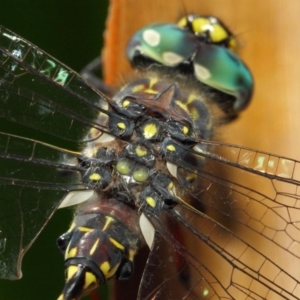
[192,17,210,34]
[185,172,197,182]
[187,93,199,104]
[89,238,100,255]
[228,38,237,51]
[117,122,126,130]
[67,265,79,281]
[190,107,200,121]
[100,261,111,277]
[103,216,115,231]
[67,222,76,232]
[109,237,125,250]
[78,226,94,232]
[182,126,189,135]
[149,77,158,88]
[89,173,101,181]
[66,247,77,258]
[128,249,137,261]
[146,196,156,208]
[64,243,70,260]
[175,100,189,113]
[131,84,145,93]
[100,262,120,279]
[167,181,174,189]
[122,99,130,107]
[143,123,157,139]
[210,23,228,43]
[144,88,158,94]
[83,271,97,289]
[57,294,64,300]
[177,16,188,28]
[166,144,176,152]
[135,145,147,157]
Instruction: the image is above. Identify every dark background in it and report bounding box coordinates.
[0,0,109,299]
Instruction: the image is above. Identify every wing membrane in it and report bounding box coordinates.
[0,25,117,151]
[0,25,111,279]
[150,140,300,299]
[0,131,88,279]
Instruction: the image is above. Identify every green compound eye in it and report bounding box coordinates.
[193,43,253,111]
[127,19,253,114]
[116,158,132,175]
[133,166,149,182]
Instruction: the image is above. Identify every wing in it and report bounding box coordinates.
[0,25,116,279]
[0,25,114,150]
[139,141,300,299]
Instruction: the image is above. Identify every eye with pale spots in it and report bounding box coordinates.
[142,29,161,47]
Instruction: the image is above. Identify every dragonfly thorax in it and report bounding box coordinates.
[57,72,228,298]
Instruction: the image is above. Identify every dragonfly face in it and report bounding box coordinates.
[1,4,300,300]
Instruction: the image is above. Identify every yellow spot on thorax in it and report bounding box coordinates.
[131,84,145,93]
[149,77,158,88]
[89,173,101,181]
[146,196,156,208]
[122,99,130,107]
[175,100,189,113]
[182,126,189,135]
[117,122,126,130]
[144,88,158,94]
[143,123,157,139]
[190,107,200,121]
[135,145,147,157]
[166,144,176,152]
[167,181,174,189]
[103,216,115,231]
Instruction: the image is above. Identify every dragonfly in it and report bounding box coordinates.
[1,3,300,300]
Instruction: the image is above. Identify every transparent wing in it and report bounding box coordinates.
[139,140,300,299]
[0,25,116,279]
[0,25,115,151]
[0,132,88,279]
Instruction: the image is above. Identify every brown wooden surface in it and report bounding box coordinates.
[103,0,300,160]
